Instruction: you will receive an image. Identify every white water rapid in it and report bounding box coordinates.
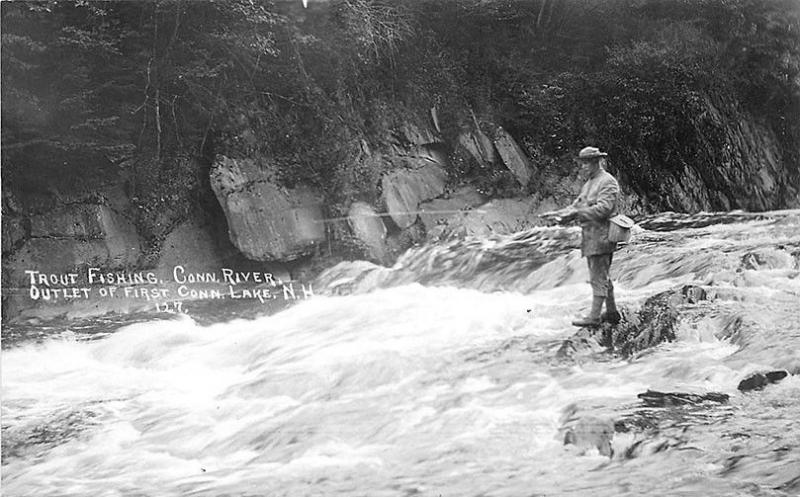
[3,210,799,496]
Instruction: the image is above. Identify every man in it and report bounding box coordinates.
[544,146,621,327]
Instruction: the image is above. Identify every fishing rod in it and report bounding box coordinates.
[312,209,487,223]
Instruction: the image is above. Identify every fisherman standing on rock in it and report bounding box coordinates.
[542,146,622,327]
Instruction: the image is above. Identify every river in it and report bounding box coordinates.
[2,210,799,496]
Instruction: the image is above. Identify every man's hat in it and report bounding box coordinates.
[577,146,608,160]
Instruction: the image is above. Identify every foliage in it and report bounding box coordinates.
[491,0,800,210]
[2,0,799,230]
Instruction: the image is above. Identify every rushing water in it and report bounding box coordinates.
[2,210,800,497]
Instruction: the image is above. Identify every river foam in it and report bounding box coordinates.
[3,210,799,496]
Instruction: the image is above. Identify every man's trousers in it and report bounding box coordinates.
[586,253,613,297]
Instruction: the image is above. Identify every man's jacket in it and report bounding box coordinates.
[572,169,620,256]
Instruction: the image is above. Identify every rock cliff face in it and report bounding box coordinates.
[6,205,141,283]
[625,98,798,213]
[3,204,142,319]
[155,218,226,280]
[2,100,796,323]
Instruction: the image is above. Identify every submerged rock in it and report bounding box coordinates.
[560,408,615,458]
[555,327,605,361]
[637,389,729,407]
[737,370,789,392]
[596,285,709,357]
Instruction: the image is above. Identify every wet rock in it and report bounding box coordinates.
[599,286,710,357]
[493,126,532,187]
[418,186,487,234]
[347,201,388,262]
[210,156,326,261]
[381,159,447,229]
[680,284,707,303]
[737,370,789,392]
[604,294,678,356]
[637,389,729,407]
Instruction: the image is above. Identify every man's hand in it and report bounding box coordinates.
[539,207,577,225]
[559,206,578,223]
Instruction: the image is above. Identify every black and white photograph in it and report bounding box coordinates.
[2,0,799,495]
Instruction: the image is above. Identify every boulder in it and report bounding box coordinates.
[210,156,326,261]
[597,286,711,356]
[737,370,789,392]
[493,127,532,187]
[347,202,388,261]
[381,160,447,229]
[428,197,537,239]
[418,185,487,233]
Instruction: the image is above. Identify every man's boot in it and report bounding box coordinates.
[601,284,621,325]
[572,296,604,327]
